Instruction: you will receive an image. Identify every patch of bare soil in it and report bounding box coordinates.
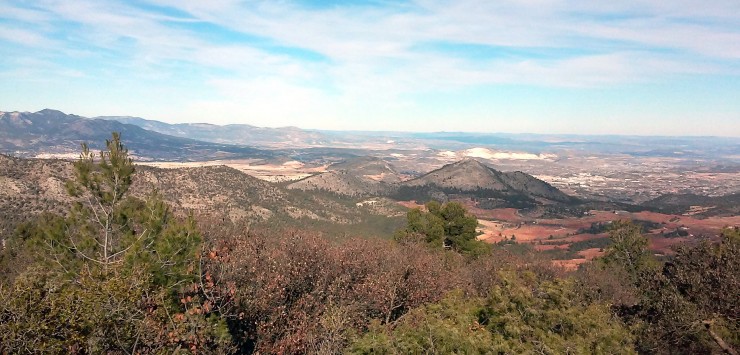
[139,160,329,182]
[647,235,692,255]
[578,248,604,260]
[397,201,425,209]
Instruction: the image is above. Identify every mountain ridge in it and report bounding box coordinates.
[0,109,273,161]
[96,115,330,147]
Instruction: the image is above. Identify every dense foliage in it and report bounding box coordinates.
[0,134,232,353]
[579,224,740,354]
[394,200,487,255]
[0,134,737,354]
[350,273,635,354]
[631,227,739,354]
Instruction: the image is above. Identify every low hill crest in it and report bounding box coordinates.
[395,158,576,208]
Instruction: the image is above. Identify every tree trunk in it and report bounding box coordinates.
[704,321,738,355]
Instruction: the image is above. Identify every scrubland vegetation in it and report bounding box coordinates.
[0,134,738,354]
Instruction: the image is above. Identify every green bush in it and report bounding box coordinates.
[349,271,636,354]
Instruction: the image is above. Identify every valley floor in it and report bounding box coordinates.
[399,200,740,270]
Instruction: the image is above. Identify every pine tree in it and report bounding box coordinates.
[0,133,232,353]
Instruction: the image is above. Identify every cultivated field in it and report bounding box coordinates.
[470,206,739,270]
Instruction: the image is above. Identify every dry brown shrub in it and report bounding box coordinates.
[197,217,573,353]
[199,220,470,353]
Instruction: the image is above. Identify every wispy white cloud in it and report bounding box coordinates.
[135,0,740,81]
[0,0,738,134]
[0,27,55,47]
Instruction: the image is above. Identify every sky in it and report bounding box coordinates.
[1,0,739,136]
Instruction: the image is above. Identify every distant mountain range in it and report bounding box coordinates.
[0,109,271,161]
[96,115,331,148]
[3,109,739,163]
[0,109,418,162]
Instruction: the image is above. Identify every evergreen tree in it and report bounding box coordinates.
[0,133,232,353]
[395,201,485,255]
[635,227,739,354]
[600,220,656,282]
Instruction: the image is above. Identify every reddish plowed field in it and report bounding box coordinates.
[534,244,569,251]
[647,235,691,254]
[578,248,604,260]
[398,199,738,268]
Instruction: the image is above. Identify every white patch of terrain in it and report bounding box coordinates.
[463,148,556,160]
[282,160,304,168]
[33,153,80,159]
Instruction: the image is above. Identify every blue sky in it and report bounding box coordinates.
[1,0,739,136]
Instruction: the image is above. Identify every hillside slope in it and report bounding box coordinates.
[287,157,402,196]
[327,156,402,183]
[287,171,393,197]
[0,155,404,238]
[403,158,508,190]
[400,159,574,204]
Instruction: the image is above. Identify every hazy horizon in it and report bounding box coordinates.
[4,107,740,139]
[1,0,739,136]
